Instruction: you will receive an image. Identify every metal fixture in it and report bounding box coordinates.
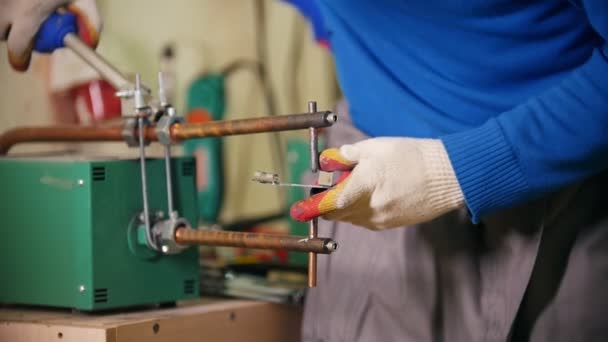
[155,216,192,255]
[0,31,341,288]
[251,170,331,189]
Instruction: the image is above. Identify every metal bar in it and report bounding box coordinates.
[63,33,132,91]
[137,117,157,251]
[308,103,319,173]
[163,145,175,216]
[308,219,319,287]
[307,101,320,288]
[174,228,338,254]
[0,112,338,155]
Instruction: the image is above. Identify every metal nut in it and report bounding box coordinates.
[155,114,182,146]
[153,217,191,254]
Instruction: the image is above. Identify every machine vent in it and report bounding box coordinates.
[184,279,195,294]
[92,166,106,181]
[182,161,194,177]
[94,288,108,303]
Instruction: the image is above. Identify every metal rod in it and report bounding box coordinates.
[308,103,319,173]
[63,33,132,91]
[0,112,338,155]
[308,219,319,287]
[174,228,338,254]
[137,117,157,251]
[307,101,320,288]
[163,145,175,215]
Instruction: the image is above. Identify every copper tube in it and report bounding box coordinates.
[171,111,336,140]
[0,112,337,155]
[174,228,338,254]
[307,102,319,287]
[308,219,319,287]
[0,125,157,155]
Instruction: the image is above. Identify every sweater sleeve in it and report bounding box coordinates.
[441,0,608,223]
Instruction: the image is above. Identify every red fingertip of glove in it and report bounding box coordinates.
[335,171,351,184]
[290,194,325,222]
[319,148,354,171]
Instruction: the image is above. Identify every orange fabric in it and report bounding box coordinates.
[8,41,33,71]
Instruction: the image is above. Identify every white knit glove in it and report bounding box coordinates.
[290,137,465,230]
[0,0,101,71]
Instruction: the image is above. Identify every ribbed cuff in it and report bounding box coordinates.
[441,119,529,223]
[419,140,465,217]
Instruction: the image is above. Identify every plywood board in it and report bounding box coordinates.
[0,299,302,342]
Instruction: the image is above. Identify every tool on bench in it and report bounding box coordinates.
[0,11,337,311]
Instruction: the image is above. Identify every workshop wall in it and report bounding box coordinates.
[0,0,340,222]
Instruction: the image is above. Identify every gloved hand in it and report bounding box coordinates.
[0,0,101,71]
[290,137,465,230]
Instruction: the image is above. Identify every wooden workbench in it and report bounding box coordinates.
[0,298,302,342]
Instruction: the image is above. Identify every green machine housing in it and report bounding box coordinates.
[0,156,200,311]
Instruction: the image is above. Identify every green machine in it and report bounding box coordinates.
[0,157,200,311]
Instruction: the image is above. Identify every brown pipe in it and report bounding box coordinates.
[174,228,338,254]
[171,111,336,140]
[0,111,337,155]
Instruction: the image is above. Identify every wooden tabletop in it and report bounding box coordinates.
[0,298,302,342]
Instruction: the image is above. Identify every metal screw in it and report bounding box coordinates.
[325,241,338,252]
[161,245,169,253]
[326,113,338,123]
[77,179,84,186]
[78,285,85,293]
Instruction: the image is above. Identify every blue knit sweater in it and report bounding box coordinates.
[290,0,608,223]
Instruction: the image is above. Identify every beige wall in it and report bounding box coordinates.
[0,0,339,221]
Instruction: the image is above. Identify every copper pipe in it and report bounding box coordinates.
[0,125,156,155]
[175,228,338,254]
[171,111,336,140]
[308,219,318,287]
[0,112,337,155]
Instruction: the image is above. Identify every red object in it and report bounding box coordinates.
[70,79,121,124]
[187,108,213,123]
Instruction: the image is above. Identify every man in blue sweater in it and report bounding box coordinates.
[287,0,608,341]
[4,0,607,340]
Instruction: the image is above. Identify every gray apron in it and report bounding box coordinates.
[301,100,608,342]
